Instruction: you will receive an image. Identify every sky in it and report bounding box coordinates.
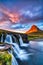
[0,0,43,31]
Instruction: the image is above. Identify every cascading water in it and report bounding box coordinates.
[0,34,34,65]
[11,35,33,61]
[1,34,3,42]
[3,34,19,65]
[12,55,18,65]
[19,35,29,47]
[4,35,29,60]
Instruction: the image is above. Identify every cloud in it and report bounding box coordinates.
[20,5,42,17]
[18,5,43,23]
[11,23,30,31]
[0,5,20,23]
[0,0,43,24]
[0,20,11,29]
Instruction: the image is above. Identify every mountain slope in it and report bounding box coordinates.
[26,25,41,34]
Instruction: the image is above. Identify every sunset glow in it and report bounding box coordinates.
[0,0,43,31]
[0,6,20,23]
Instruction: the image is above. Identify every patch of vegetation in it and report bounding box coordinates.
[28,32,43,40]
[0,42,12,65]
[0,51,12,65]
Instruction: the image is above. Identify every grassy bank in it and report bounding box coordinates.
[28,32,43,40]
[0,51,12,65]
[0,42,12,65]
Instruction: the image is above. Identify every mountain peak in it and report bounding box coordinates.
[26,25,41,34]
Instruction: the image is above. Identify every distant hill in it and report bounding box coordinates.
[26,25,42,34]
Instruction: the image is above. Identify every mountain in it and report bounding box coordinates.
[26,25,41,34]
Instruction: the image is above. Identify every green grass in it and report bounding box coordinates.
[0,42,12,65]
[28,31,43,40]
[0,51,12,65]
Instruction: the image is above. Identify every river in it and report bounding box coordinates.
[11,39,43,65]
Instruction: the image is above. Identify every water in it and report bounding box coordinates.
[1,34,43,65]
[0,46,5,49]
[12,55,18,65]
[29,40,43,65]
[12,40,43,65]
[19,35,29,47]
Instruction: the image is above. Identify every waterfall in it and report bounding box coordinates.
[12,55,18,65]
[8,48,19,65]
[5,35,12,44]
[1,34,33,65]
[11,35,30,61]
[4,34,19,65]
[1,34,3,42]
[19,35,29,47]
